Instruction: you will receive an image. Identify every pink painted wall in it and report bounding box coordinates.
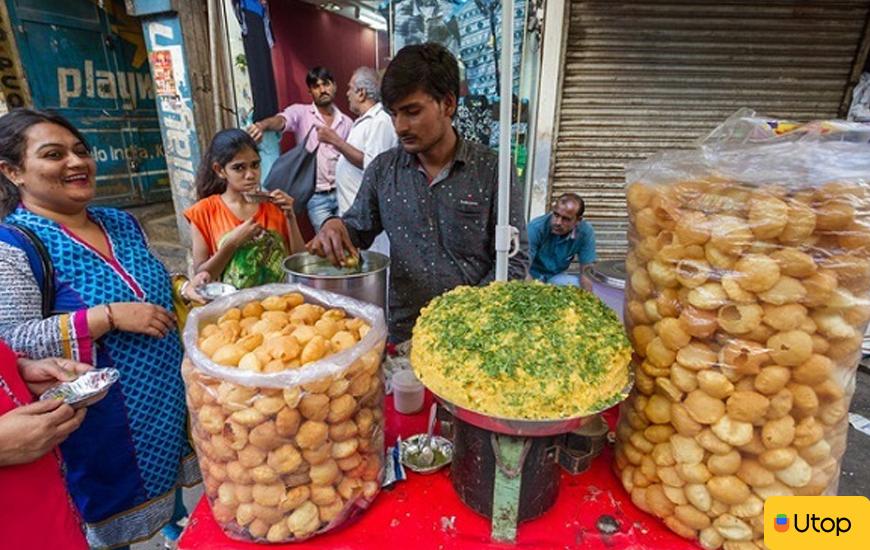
[270,0,377,138]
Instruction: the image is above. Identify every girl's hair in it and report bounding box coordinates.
[195,128,260,200]
[0,108,90,217]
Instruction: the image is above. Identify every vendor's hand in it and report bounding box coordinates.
[316,125,341,147]
[269,190,296,216]
[18,357,92,396]
[580,275,593,292]
[306,218,358,267]
[183,271,211,304]
[223,218,263,249]
[246,122,264,143]
[0,399,87,466]
[110,302,176,338]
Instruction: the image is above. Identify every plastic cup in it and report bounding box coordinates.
[392,369,424,414]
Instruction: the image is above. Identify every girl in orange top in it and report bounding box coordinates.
[185,129,304,289]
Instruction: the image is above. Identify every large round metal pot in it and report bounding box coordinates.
[584,259,626,322]
[283,251,389,310]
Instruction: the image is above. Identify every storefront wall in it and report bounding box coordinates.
[538,0,870,259]
[5,0,172,207]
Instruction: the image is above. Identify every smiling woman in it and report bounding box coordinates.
[0,111,94,217]
[0,108,200,548]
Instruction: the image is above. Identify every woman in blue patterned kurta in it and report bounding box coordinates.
[0,109,200,547]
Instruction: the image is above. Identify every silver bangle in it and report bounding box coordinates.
[180,280,191,300]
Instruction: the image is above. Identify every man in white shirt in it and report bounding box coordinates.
[317,67,398,216]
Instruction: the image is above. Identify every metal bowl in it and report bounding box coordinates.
[198,282,238,301]
[401,434,454,474]
[283,251,389,310]
[40,368,120,409]
[429,376,634,437]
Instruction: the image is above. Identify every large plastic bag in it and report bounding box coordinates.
[613,110,870,548]
[181,283,386,543]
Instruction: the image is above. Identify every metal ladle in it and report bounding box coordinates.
[419,403,437,466]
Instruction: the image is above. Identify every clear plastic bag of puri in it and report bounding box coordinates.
[614,109,870,549]
[181,283,387,543]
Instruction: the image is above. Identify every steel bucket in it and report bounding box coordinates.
[282,251,389,310]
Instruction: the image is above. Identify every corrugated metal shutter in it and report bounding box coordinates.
[551,0,870,259]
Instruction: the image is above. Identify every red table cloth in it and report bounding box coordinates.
[178,392,699,549]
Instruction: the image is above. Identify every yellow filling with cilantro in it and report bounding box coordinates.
[411,281,632,420]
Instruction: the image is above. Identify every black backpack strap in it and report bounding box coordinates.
[4,223,54,318]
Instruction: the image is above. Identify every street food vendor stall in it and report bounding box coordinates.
[173,5,677,542]
[171,0,870,541]
[176,276,685,547]
[175,114,870,550]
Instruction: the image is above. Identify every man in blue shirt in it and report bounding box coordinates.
[528,193,597,289]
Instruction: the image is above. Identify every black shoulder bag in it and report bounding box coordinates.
[262,125,319,214]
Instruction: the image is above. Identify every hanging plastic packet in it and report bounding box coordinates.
[383,436,407,488]
[849,413,870,437]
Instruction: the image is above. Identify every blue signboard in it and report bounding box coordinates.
[140,12,202,241]
[7,0,170,206]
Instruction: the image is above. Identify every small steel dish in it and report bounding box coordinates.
[400,434,453,474]
[198,282,238,301]
[40,368,120,409]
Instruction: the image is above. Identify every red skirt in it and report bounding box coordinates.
[0,341,88,550]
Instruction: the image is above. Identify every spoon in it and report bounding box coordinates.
[419,402,437,466]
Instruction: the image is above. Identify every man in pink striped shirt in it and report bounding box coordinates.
[248,66,352,229]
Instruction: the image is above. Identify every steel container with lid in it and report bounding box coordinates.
[584,259,626,322]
